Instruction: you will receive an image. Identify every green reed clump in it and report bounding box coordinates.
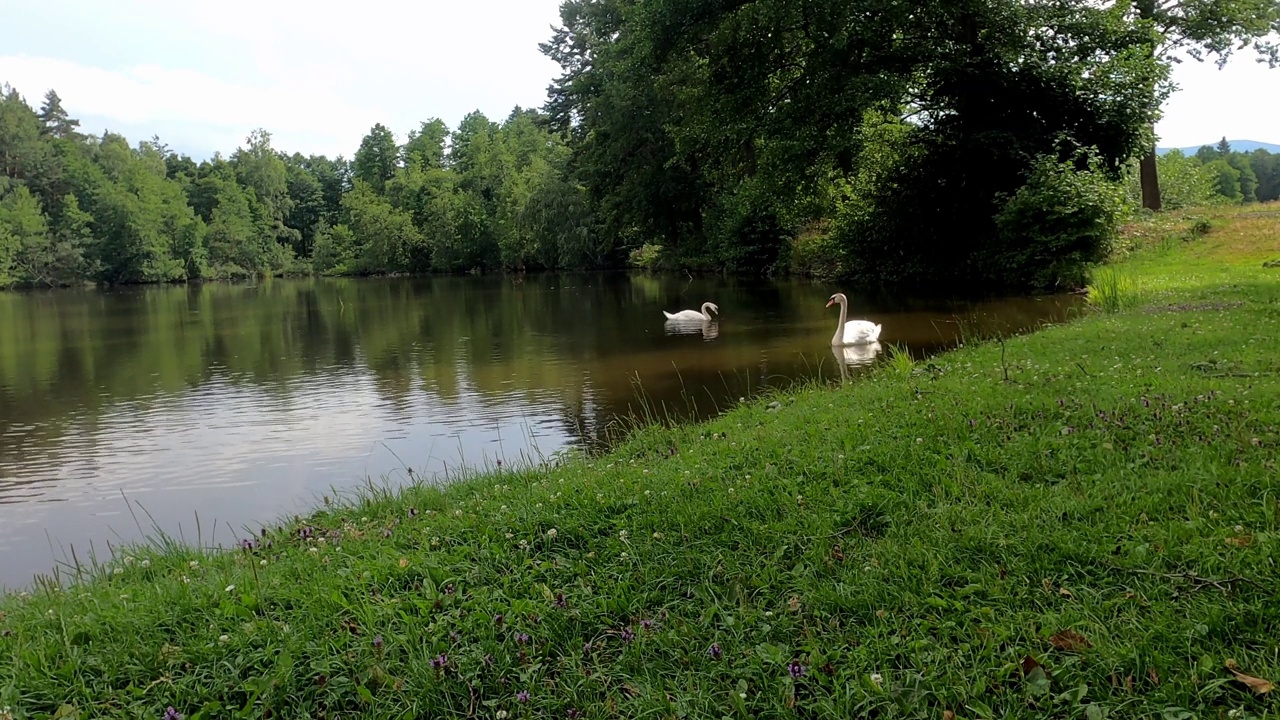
[1086,267,1140,313]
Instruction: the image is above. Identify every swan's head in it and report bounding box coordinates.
[707,302,719,316]
[825,293,846,308]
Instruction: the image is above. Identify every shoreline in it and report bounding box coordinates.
[1,206,1277,718]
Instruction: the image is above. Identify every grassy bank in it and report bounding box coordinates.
[2,207,1278,719]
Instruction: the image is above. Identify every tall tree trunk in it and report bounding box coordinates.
[1136,0,1161,210]
[1140,141,1162,211]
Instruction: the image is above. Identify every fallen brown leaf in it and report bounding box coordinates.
[1226,659,1275,694]
[876,609,887,619]
[1058,587,1074,599]
[832,545,845,562]
[622,683,640,698]
[1049,629,1093,653]
[1225,535,1253,547]
[788,596,801,612]
[398,557,409,568]
[1020,655,1043,676]
[943,711,956,720]
[1148,668,1159,686]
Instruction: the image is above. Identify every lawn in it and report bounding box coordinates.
[1,207,1278,719]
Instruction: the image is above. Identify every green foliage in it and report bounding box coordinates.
[543,0,1165,289]
[311,221,356,275]
[627,243,663,270]
[341,180,429,274]
[1206,159,1243,202]
[353,124,399,195]
[1129,150,1217,209]
[991,152,1129,290]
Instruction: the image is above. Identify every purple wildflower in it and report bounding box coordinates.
[445,584,456,595]
[298,526,314,539]
[260,527,268,538]
[450,631,461,643]
[555,592,568,609]
[382,528,393,539]
[372,635,384,651]
[621,627,635,643]
[163,708,183,720]
[641,619,655,631]
[583,641,592,654]
[483,653,495,666]
[494,613,505,626]
[517,690,530,704]
[709,643,723,660]
[431,653,448,670]
[239,538,255,551]
[788,662,807,678]
[409,507,419,518]
[517,633,530,645]
[567,709,581,719]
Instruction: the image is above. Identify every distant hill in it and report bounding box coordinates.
[1157,140,1280,156]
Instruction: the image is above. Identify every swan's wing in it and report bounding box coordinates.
[842,320,879,343]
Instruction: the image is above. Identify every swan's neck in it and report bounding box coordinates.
[701,302,713,320]
[832,298,848,345]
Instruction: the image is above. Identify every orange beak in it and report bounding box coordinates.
[825,299,835,308]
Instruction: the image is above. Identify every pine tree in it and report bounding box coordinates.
[38,90,81,139]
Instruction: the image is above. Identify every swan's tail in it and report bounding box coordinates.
[662,311,676,320]
[870,324,883,342]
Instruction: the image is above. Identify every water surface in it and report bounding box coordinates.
[0,273,1083,587]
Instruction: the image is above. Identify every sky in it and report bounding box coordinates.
[0,0,1277,159]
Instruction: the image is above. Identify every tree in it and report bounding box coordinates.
[1125,0,1280,210]
[403,119,449,171]
[1227,151,1258,202]
[1195,144,1221,163]
[1251,149,1280,202]
[1206,158,1243,201]
[37,90,80,139]
[353,124,399,194]
[231,128,299,253]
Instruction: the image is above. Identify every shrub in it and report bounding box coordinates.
[988,151,1128,290]
[628,243,663,270]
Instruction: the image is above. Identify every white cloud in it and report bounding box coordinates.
[0,0,565,157]
[1156,57,1280,147]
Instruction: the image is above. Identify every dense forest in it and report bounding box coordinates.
[2,0,1278,292]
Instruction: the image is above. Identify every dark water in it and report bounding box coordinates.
[0,274,1083,587]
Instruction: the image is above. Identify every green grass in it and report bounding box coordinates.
[2,208,1279,720]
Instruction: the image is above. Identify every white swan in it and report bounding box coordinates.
[826,293,881,346]
[663,302,718,322]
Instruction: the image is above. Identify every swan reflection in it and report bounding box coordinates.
[663,318,720,341]
[832,341,882,380]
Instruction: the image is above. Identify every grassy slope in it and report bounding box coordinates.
[2,208,1278,720]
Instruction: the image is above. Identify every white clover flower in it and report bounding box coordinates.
[547,528,558,539]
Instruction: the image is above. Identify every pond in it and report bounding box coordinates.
[0,273,1083,587]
